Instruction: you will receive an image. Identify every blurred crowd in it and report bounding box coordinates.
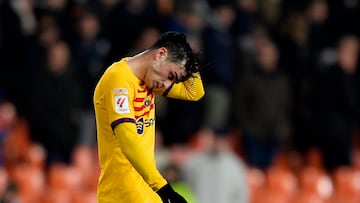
[1,0,360,202]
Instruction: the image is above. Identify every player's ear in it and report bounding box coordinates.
[156,47,168,60]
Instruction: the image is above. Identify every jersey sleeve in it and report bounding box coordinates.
[113,124,167,191]
[156,72,205,101]
[104,71,134,124]
[104,72,167,191]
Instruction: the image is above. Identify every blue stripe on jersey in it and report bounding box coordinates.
[111,118,135,131]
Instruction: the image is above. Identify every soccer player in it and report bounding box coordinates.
[93,31,205,203]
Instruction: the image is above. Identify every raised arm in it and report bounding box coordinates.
[156,72,205,101]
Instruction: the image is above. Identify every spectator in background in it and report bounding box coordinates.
[127,26,161,56]
[257,0,282,36]
[305,0,330,71]
[0,0,37,114]
[26,40,83,165]
[162,0,208,39]
[313,34,359,172]
[157,1,208,146]
[0,100,31,176]
[24,17,61,76]
[71,10,109,146]
[104,0,161,66]
[182,127,249,203]
[156,128,198,203]
[161,163,198,203]
[326,0,360,46]
[231,0,259,43]
[34,0,76,43]
[234,35,292,169]
[290,0,332,153]
[87,0,120,34]
[155,129,171,174]
[276,8,309,77]
[275,9,316,154]
[201,1,237,132]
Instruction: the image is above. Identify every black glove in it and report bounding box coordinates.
[157,183,188,203]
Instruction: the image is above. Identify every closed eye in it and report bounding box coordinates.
[168,73,174,81]
[168,73,179,82]
[178,74,187,82]
[168,72,186,83]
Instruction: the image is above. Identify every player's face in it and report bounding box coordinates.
[146,54,187,89]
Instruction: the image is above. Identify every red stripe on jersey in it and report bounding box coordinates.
[134,98,144,102]
[134,103,154,112]
[137,89,147,93]
[134,106,144,111]
[135,111,150,119]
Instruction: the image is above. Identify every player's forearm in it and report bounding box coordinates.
[165,72,205,100]
[113,124,167,191]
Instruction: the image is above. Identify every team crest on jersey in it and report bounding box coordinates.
[114,95,130,114]
[113,88,128,94]
[144,99,151,107]
[136,117,144,134]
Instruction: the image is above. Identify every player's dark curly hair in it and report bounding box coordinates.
[150,31,201,82]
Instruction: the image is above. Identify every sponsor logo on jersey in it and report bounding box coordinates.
[136,117,155,134]
[136,117,144,134]
[145,118,155,127]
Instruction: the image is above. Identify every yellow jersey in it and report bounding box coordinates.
[93,58,204,203]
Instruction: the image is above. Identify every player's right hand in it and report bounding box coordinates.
[156,183,188,203]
